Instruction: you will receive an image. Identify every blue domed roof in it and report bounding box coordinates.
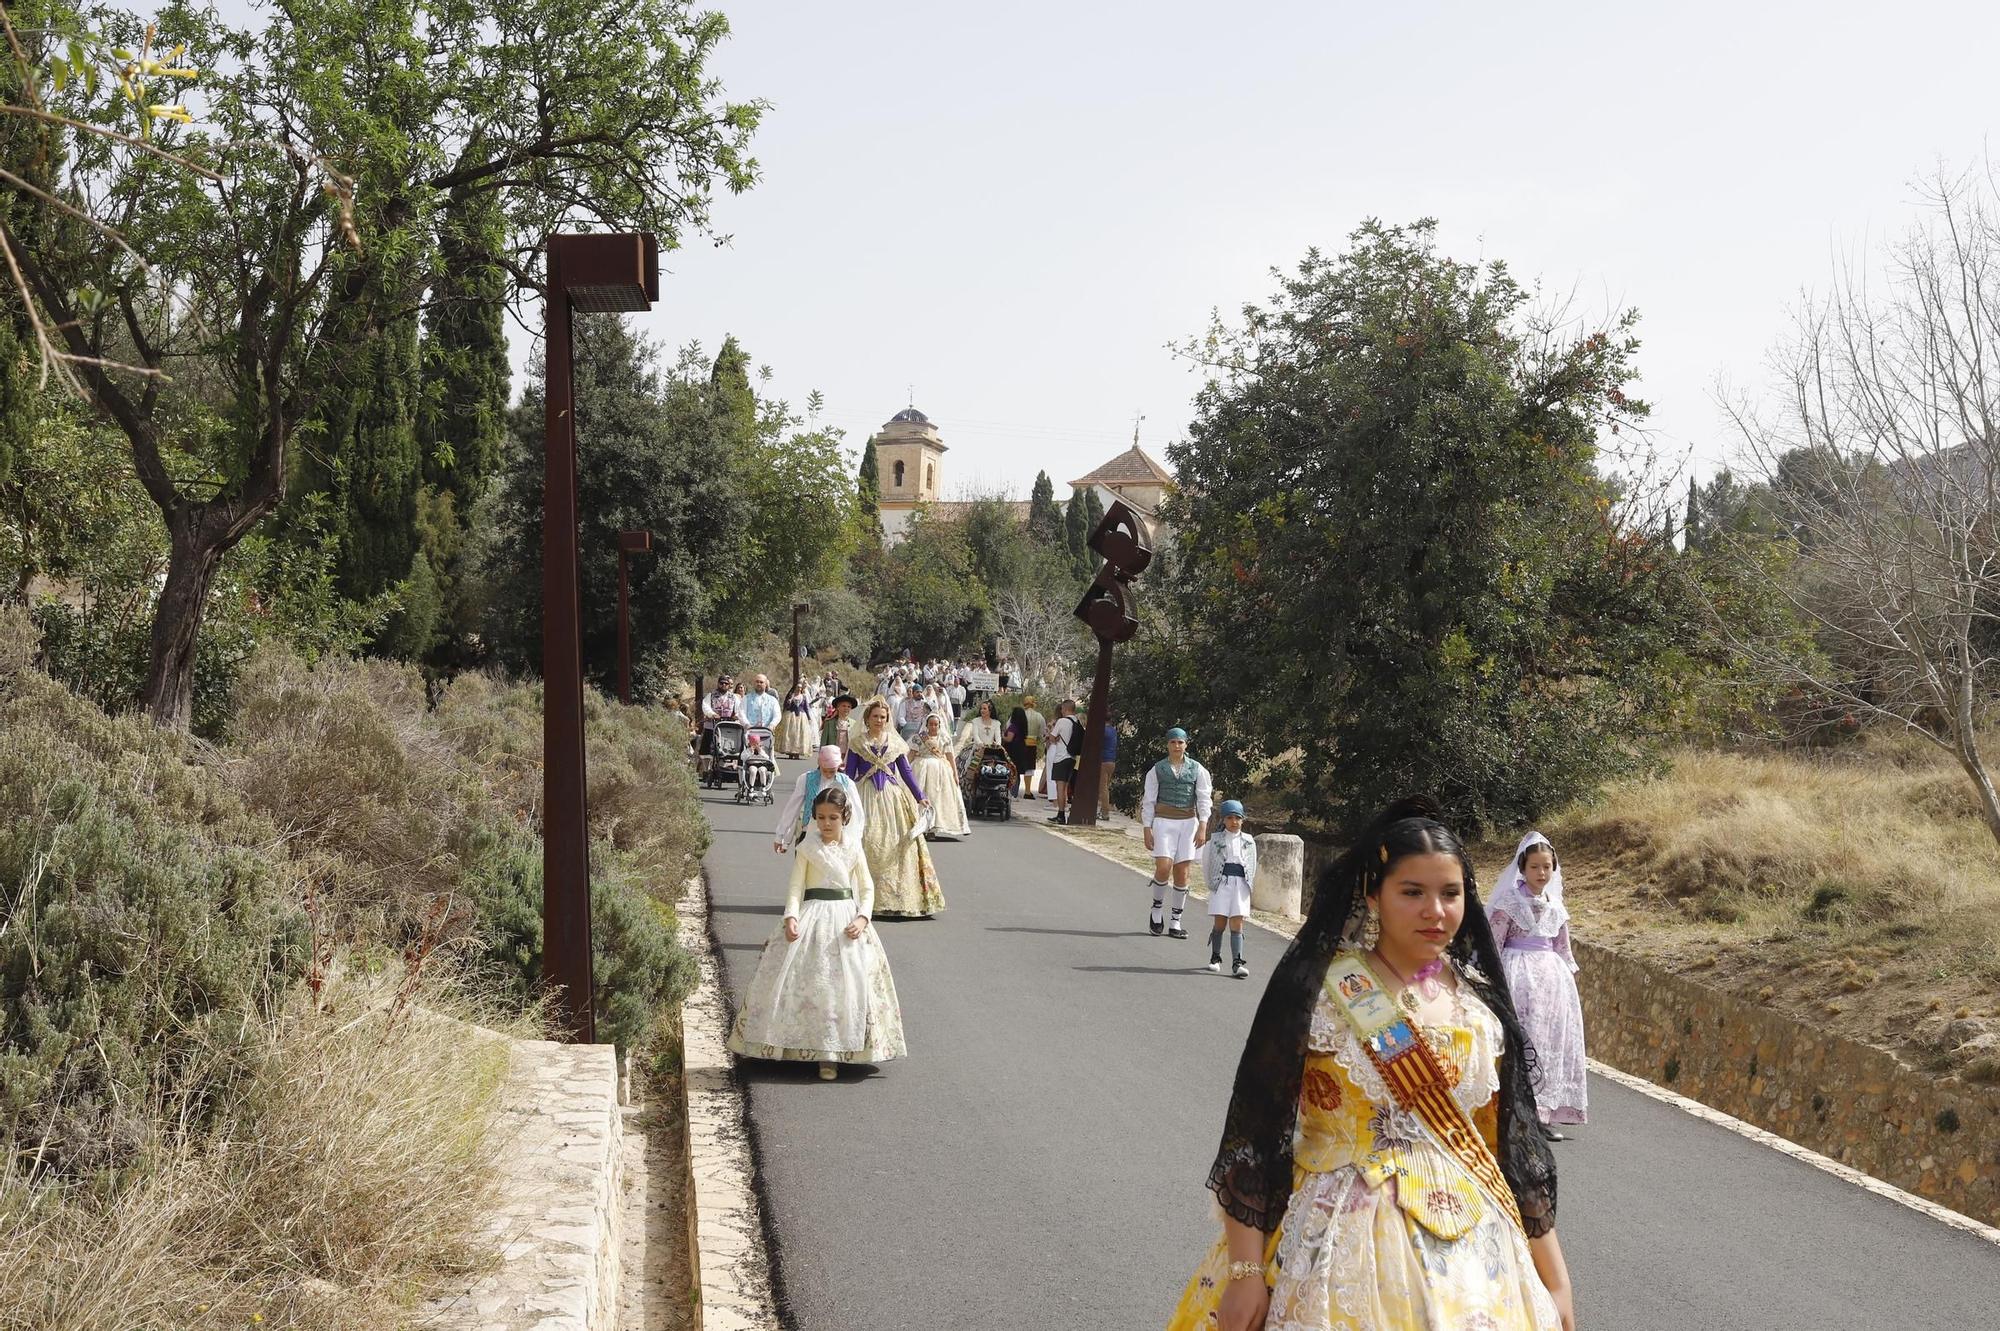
[890,407,929,425]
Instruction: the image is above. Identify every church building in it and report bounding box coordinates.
[868,406,1173,546]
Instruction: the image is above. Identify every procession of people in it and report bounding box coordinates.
[698,655,1589,1331]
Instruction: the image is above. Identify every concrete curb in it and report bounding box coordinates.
[676,874,783,1330]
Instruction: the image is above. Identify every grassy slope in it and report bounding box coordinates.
[1475,735,2000,1079]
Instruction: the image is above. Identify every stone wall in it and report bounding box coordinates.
[1574,940,2000,1226]
[425,1037,627,1331]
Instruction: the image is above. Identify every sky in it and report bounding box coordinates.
[516,0,2000,499]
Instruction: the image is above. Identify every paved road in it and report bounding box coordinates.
[700,762,2000,1330]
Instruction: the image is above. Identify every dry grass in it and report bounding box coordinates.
[1477,732,2000,1071]
[0,972,519,1331]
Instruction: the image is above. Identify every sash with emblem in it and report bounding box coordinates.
[1322,951,1525,1236]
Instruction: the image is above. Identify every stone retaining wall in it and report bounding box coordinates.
[1574,940,2000,1225]
[426,1037,626,1331]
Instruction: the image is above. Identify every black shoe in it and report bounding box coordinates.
[1149,904,1165,935]
[1047,811,1066,824]
[1167,917,1188,940]
[1541,1126,1568,1142]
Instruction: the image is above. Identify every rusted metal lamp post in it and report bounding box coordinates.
[1066,500,1152,829]
[617,529,653,706]
[543,232,659,1044]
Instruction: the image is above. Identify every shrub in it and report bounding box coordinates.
[0,657,305,1181]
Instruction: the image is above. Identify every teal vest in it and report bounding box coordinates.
[1151,759,1204,809]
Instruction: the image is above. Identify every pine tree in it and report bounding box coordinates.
[1685,474,1702,552]
[1027,470,1061,546]
[1065,486,1093,577]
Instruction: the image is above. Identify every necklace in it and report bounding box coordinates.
[1370,948,1450,1018]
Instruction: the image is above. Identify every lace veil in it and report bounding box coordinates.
[1204,796,1559,1237]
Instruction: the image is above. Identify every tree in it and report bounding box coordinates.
[993,583,1088,694]
[1684,475,1701,550]
[2,0,764,726]
[1064,485,1092,578]
[701,339,858,644]
[857,436,881,532]
[871,512,989,660]
[1719,172,2000,846]
[483,320,748,699]
[1026,469,1061,546]
[1134,220,1698,833]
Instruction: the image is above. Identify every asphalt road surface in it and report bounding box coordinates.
[700,762,2000,1330]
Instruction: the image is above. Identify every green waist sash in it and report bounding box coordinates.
[803,887,852,901]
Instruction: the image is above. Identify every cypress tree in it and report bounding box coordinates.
[709,335,758,449]
[1065,486,1092,577]
[1685,474,1702,552]
[419,179,511,503]
[1027,470,1061,545]
[858,438,881,527]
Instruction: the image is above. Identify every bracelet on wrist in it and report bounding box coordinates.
[1226,1259,1266,1284]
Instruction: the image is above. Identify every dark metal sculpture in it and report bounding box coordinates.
[1066,499,1152,828]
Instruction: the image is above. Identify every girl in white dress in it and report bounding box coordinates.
[727,787,907,1080]
[1486,831,1588,1137]
[913,713,971,838]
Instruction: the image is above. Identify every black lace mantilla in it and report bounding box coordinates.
[1204,798,1559,1239]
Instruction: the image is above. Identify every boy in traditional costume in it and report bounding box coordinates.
[1199,799,1257,977]
[1140,727,1213,939]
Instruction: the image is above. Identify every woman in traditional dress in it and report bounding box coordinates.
[1169,797,1574,1331]
[727,787,906,1080]
[913,712,970,839]
[955,697,1005,784]
[1486,832,1588,1139]
[776,683,815,759]
[844,698,947,918]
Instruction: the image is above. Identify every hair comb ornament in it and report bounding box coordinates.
[1378,844,1390,863]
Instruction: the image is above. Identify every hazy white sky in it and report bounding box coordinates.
[527,1,2000,497]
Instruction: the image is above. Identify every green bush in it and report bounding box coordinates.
[0,656,305,1181]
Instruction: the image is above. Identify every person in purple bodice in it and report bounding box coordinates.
[1486,832,1588,1140]
[843,697,947,918]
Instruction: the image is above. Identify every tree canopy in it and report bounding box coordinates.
[1120,220,1709,832]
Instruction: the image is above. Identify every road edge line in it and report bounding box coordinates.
[1038,820,2000,1249]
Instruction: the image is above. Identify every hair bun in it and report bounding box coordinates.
[1367,793,1446,833]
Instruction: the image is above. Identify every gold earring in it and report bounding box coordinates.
[1361,905,1381,948]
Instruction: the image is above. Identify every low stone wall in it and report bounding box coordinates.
[1575,940,2000,1226]
[426,1036,627,1331]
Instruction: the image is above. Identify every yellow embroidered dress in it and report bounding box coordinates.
[844,732,947,918]
[1167,977,1560,1331]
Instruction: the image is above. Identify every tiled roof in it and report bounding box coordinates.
[1070,444,1174,489]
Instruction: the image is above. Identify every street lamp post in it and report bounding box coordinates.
[543,232,659,1044]
[617,529,653,706]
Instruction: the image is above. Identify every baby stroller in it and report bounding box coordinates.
[705,719,746,791]
[967,745,1015,821]
[735,728,777,805]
